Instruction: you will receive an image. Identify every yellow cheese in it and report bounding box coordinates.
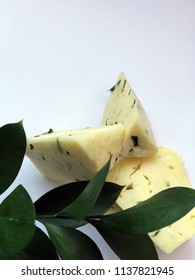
[26,124,124,183]
[102,72,157,157]
[150,208,195,254]
[107,147,195,253]
[156,147,191,186]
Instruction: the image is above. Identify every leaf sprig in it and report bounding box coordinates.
[0,121,195,260]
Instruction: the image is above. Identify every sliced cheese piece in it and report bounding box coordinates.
[156,147,191,186]
[150,208,195,254]
[107,147,195,253]
[102,72,157,157]
[26,124,124,183]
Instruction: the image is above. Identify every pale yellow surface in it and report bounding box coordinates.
[26,124,124,183]
[107,147,195,253]
[156,147,191,185]
[102,72,157,157]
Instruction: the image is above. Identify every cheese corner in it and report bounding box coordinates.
[102,72,157,157]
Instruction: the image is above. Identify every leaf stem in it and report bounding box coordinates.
[36,214,70,220]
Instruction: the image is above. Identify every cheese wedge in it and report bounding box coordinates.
[107,147,195,253]
[26,125,124,183]
[102,72,157,157]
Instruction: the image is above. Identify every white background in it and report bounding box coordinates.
[1,0,195,260]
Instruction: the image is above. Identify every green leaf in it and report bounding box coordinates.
[90,182,123,216]
[35,179,122,229]
[91,220,158,260]
[92,187,195,234]
[0,227,59,260]
[0,121,26,194]
[35,179,122,218]
[44,223,103,260]
[0,185,36,256]
[35,181,89,216]
[58,157,111,220]
[41,157,111,221]
[39,217,86,228]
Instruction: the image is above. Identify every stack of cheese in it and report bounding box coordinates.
[26,72,195,254]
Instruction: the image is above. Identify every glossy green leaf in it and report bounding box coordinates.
[89,182,123,216]
[39,217,86,228]
[36,179,122,229]
[44,223,103,260]
[92,187,195,234]
[46,157,111,220]
[35,181,89,216]
[92,220,158,260]
[35,179,122,218]
[0,185,36,256]
[0,227,59,260]
[0,121,26,194]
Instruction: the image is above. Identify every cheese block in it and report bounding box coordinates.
[26,124,124,183]
[102,72,157,157]
[107,147,195,253]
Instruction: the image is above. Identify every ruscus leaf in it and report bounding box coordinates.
[0,227,59,260]
[38,217,86,228]
[91,187,195,234]
[35,181,89,216]
[56,156,111,220]
[91,220,158,260]
[0,185,36,256]
[35,180,123,218]
[44,222,103,260]
[89,182,123,216]
[0,121,26,194]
